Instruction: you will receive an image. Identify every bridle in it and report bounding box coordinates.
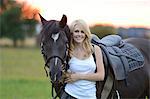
[40,40,69,99]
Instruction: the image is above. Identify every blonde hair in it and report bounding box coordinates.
[69,19,93,58]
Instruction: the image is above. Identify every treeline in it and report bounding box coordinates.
[1,0,148,47]
[90,24,117,38]
[0,0,39,47]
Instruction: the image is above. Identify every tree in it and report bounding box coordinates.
[0,4,24,47]
[0,0,38,47]
[0,0,10,11]
[90,24,117,38]
[22,19,38,37]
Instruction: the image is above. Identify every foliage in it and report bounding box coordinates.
[0,0,38,47]
[0,5,24,47]
[90,24,117,38]
[0,47,51,99]
[0,0,15,10]
[22,19,38,37]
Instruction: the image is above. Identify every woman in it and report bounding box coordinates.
[61,19,105,99]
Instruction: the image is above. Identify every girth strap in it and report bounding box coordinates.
[101,70,114,99]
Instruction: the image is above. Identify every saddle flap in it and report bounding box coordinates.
[104,46,128,80]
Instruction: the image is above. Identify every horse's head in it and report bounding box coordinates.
[39,14,70,83]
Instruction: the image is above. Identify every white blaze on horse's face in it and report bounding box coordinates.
[51,33,60,42]
[54,57,58,81]
[55,57,58,66]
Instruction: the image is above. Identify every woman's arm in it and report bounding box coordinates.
[65,45,105,83]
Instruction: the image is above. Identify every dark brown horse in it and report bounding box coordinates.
[39,14,70,98]
[39,15,150,99]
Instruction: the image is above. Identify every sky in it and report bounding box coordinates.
[18,0,150,28]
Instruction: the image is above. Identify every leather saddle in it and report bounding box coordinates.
[91,34,144,80]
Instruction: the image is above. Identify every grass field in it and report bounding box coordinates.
[1,47,148,99]
[0,47,52,99]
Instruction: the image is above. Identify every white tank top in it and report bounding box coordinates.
[65,54,96,99]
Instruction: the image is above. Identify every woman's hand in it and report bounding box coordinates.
[65,72,80,83]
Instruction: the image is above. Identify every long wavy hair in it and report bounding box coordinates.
[69,19,93,58]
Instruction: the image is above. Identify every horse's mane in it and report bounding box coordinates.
[63,25,71,42]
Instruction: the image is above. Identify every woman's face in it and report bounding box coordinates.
[72,25,86,44]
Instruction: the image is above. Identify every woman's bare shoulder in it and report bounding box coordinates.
[93,44,101,51]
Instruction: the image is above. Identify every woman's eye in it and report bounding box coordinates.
[81,31,84,33]
[74,30,79,32]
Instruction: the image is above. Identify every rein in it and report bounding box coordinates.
[44,55,68,99]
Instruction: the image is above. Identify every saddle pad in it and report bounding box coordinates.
[118,42,144,71]
[106,42,144,80]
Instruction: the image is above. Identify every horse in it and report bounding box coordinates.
[39,15,150,99]
[91,35,150,99]
[39,14,70,98]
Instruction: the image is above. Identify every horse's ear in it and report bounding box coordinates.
[39,14,47,25]
[59,14,67,28]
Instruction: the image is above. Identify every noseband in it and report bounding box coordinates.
[45,55,66,68]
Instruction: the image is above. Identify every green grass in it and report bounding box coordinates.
[0,47,53,99]
[0,79,51,99]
